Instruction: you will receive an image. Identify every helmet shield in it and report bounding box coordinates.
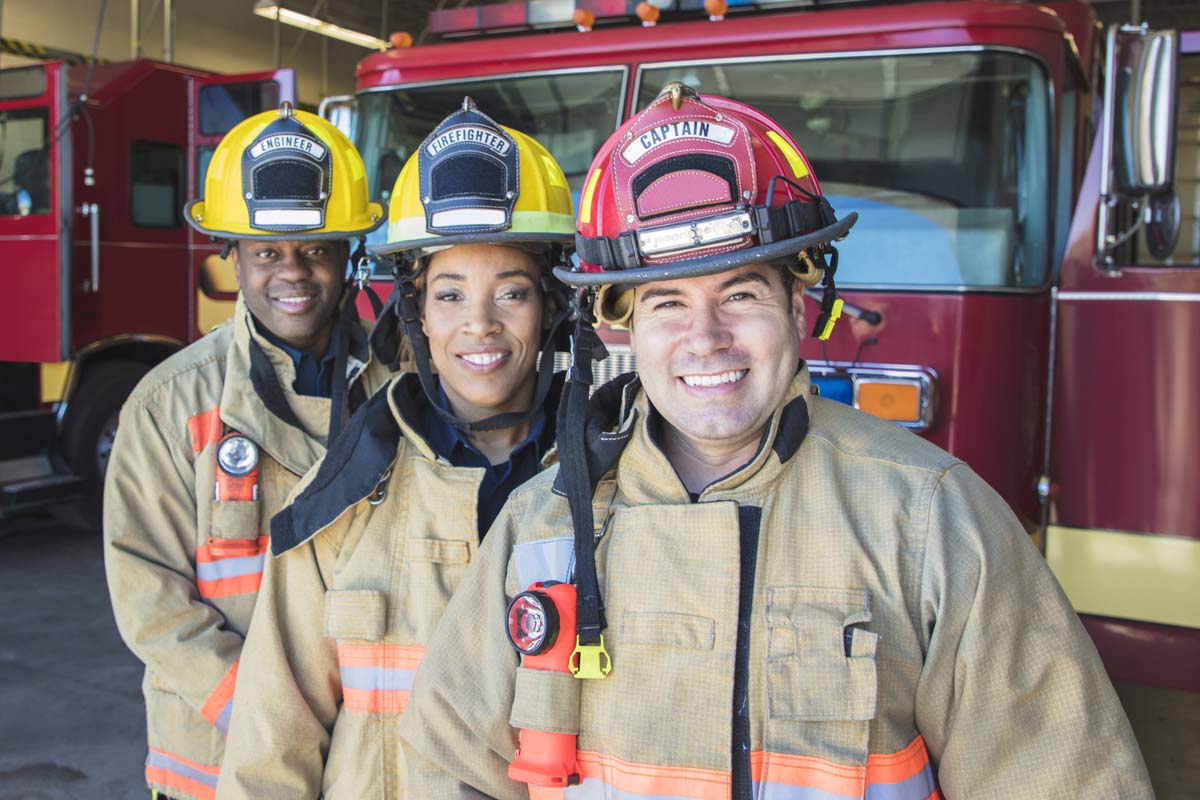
[419,99,520,236]
[241,113,334,233]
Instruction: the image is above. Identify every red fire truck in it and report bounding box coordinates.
[344,0,1197,692]
[0,55,293,517]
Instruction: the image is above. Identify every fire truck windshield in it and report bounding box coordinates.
[355,67,625,251]
[0,107,50,217]
[637,50,1051,290]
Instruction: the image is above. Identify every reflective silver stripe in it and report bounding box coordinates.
[565,777,700,800]
[514,536,575,587]
[866,763,937,800]
[755,785,853,800]
[214,699,233,735]
[339,665,416,692]
[195,552,265,582]
[1057,291,1200,302]
[145,751,218,788]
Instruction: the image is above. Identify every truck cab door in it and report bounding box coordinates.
[0,63,69,362]
[188,69,295,339]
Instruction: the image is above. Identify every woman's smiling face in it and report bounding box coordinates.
[421,243,546,422]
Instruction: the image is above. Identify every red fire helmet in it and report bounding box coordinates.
[556,83,856,288]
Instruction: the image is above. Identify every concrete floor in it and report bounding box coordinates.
[0,514,1197,800]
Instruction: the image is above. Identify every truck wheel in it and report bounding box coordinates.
[61,360,149,518]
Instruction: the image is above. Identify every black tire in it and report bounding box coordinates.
[60,360,150,523]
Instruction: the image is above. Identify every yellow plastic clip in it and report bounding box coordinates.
[817,297,844,341]
[569,636,612,679]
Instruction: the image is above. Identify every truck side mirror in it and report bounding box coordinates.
[1113,29,1179,195]
[1097,25,1181,265]
[318,94,357,140]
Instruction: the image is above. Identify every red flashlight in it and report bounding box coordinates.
[506,581,580,788]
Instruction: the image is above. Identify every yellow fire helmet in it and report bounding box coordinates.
[370,97,574,258]
[186,103,385,241]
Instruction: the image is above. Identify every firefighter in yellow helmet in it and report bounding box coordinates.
[104,103,391,800]
[397,85,1152,798]
[216,98,575,799]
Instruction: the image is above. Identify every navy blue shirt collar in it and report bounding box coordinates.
[422,381,550,539]
[257,320,339,399]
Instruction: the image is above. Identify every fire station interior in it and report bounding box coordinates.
[0,0,1198,797]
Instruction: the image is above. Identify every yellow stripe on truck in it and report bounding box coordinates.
[40,361,71,403]
[1046,525,1200,629]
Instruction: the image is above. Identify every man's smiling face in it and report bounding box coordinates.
[629,263,804,456]
[232,239,346,356]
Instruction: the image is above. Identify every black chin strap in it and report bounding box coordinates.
[810,245,842,342]
[555,289,613,676]
[392,263,571,434]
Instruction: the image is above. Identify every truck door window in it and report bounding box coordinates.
[354,68,626,263]
[0,67,47,101]
[200,81,281,136]
[638,52,1051,290]
[1133,53,1200,267]
[130,141,183,228]
[0,107,50,216]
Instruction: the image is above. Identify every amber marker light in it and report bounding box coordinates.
[856,380,922,424]
[389,31,413,48]
[705,0,728,20]
[636,2,660,26]
[573,8,595,31]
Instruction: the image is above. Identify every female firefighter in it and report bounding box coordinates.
[214,98,576,799]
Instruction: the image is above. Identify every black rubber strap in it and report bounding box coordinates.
[327,286,357,442]
[557,292,608,644]
[248,320,310,437]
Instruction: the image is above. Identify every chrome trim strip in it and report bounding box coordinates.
[57,63,73,363]
[633,45,1056,296]
[1056,291,1200,302]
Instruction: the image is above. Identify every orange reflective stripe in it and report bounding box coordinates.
[195,536,269,564]
[146,747,218,800]
[752,737,939,800]
[866,735,933,784]
[195,536,267,599]
[196,572,263,599]
[751,751,864,797]
[341,686,410,713]
[337,643,425,715]
[335,643,425,669]
[187,406,222,453]
[200,660,239,732]
[574,750,730,800]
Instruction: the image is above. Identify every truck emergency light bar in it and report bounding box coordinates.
[430,0,833,37]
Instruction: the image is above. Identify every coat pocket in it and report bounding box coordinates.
[765,586,879,722]
[324,589,388,641]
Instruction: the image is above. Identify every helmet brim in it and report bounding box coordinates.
[370,230,575,259]
[555,212,856,287]
[184,199,388,241]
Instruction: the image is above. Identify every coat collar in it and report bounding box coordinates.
[555,365,813,505]
[219,293,374,477]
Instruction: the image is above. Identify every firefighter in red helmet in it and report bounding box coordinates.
[398,84,1152,799]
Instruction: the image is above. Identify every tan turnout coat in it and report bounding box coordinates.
[400,368,1153,800]
[104,296,387,800]
[215,373,555,799]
